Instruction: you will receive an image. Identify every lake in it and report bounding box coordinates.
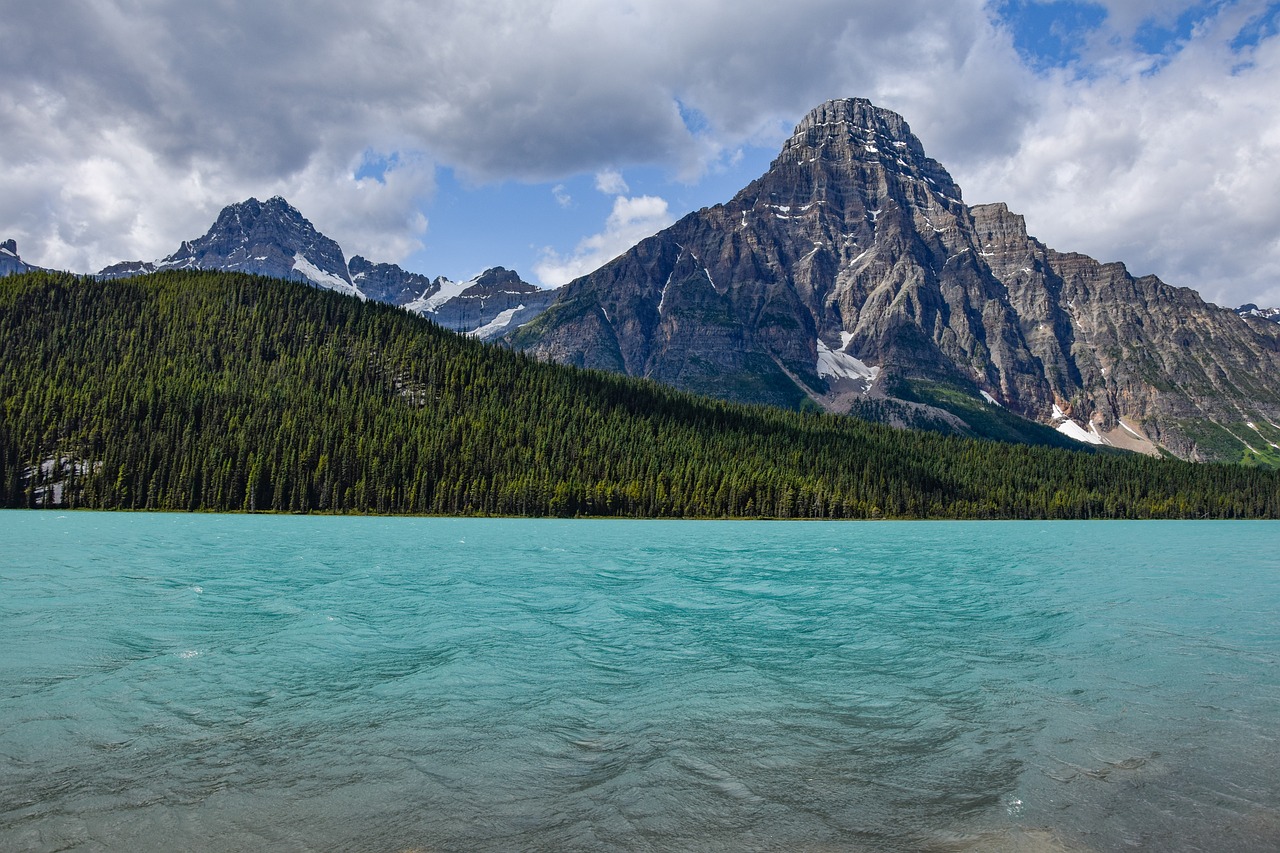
[1,513,1278,851]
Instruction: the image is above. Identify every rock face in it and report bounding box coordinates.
[972,202,1280,459]
[513,97,1280,463]
[348,255,433,305]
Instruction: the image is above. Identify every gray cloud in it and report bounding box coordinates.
[1,0,1277,306]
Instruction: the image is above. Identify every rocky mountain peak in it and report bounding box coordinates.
[86,197,554,340]
[198,196,322,257]
[771,97,962,202]
[470,266,538,292]
[403,266,559,342]
[1,239,16,255]
[1237,303,1280,324]
[106,196,363,299]
[785,98,912,152]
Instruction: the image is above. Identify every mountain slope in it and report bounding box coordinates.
[512,98,1280,464]
[4,269,1277,518]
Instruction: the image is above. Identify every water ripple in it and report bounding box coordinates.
[1,515,1278,852]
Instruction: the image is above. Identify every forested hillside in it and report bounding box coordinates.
[2,270,1277,518]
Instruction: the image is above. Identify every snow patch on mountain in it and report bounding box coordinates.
[1051,403,1107,446]
[816,339,879,382]
[292,253,364,300]
[407,276,474,314]
[469,305,525,340]
[0,239,33,277]
[1237,303,1280,324]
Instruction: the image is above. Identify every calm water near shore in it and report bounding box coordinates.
[2,512,1278,852]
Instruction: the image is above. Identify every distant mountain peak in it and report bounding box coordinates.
[96,196,363,299]
[87,197,556,339]
[788,97,909,140]
[1237,303,1280,324]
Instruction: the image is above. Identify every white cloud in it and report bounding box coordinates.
[288,150,435,265]
[0,0,1013,273]
[552,184,573,208]
[594,169,630,195]
[534,195,675,286]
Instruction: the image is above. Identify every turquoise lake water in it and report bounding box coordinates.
[1,513,1278,852]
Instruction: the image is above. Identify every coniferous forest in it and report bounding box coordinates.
[2,270,1277,518]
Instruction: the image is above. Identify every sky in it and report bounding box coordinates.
[3,1,1279,309]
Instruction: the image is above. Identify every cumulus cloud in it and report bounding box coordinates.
[534,195,676,286]
[594,169,630,196]
[1,0,1278,305]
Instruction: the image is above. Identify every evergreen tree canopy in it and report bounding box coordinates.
[2,270,1277,519]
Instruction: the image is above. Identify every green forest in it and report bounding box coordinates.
[2,270,1277,518]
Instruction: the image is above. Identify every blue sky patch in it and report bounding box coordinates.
[1231,2,1280,51]
[1132,2,1228,57]
[354,151,401,185]
[676,99,711,136]
[995,0,1108,69]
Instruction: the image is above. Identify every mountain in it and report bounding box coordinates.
[98,196,362,298]
[512,98,1280,464]
[402,266,559,341]
[93,196,555,338]
[5,268,1278,518]
[347,254,434,304]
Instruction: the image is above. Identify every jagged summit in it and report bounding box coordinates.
[405,265,558,341]
[1238,303,1280,324]
[161,196,359,297]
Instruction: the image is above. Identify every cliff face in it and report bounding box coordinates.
[513,98,1280,463]
[973,202,1280,459]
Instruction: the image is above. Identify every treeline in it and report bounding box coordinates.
[1,269,1277,519]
